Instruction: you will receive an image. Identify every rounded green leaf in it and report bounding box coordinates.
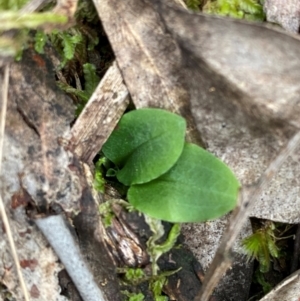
[102,108,186,185]
[128,143,240,222]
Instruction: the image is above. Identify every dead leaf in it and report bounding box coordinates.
[156,2,300,223]
[0,47,77,301]
[8,48,81,214]
[95,0,300,223]
[93,0,203,144]
[158,3,300,129]
[0,46,121,300]
[264,0,300,33]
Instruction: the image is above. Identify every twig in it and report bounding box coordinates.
[69,61,129,163]
[35,214,106,301]
[0,66,30,301]
[195,130,300,301]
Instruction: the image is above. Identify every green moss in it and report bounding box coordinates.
[186,0,202,11]
[243,222,280,273]
[0,0,67,58]
[204,0,265,20]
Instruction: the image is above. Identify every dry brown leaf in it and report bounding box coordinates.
[156,2,300,223]
[8,51,81,214]
[95,0,300,223]
[0,48,76,300]
[264,0,300,33]
[0,47,121,300]
[93,0,203,144]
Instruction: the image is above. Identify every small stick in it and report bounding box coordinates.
[69,61,129,163]
[195,130,300,301]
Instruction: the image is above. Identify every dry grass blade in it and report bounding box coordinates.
[195,130,300,301]
[0,65,30,301]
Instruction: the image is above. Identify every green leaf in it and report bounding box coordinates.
[0,11,67,30]
[124,268,145,282]
[106,168,117,177]
[34,30,48,54]
[122,291,145,301]
[150,277,168,301]
[61,32,80,60]
[204,0,265,21]
[128,293,145,301]
[266,235,279,259]
[239,0,263,15]
[83,63,100,97]
[56,81,89,102]
[186,0,201,11]
[93,157,107,193]
[242,231,263,260]
[0,0,29,11]
[102,109,186,186]
[74,63,99,116]
[128,143,239,222]
[255,269,272,294]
